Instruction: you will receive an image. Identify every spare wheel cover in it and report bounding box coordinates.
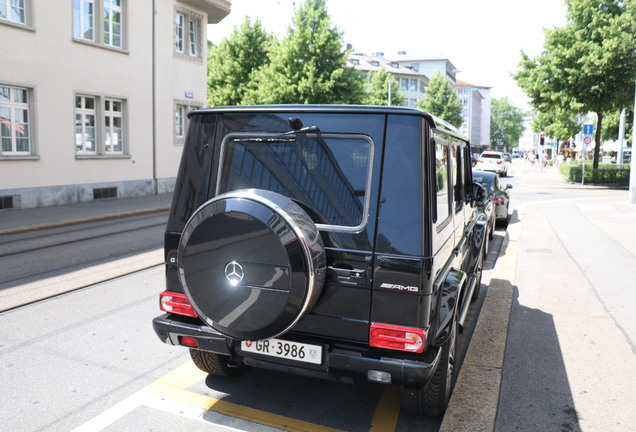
[177,189,325,341]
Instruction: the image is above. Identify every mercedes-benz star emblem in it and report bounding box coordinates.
[224,261,244,285]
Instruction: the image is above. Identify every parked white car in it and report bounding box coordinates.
[475,151,509,177]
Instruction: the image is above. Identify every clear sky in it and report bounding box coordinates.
[207,0,569,111]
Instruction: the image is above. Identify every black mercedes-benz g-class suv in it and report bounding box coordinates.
[153,105,486,417]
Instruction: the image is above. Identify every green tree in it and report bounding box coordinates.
[514,0,636,168]
[490,97,525,150]
[244,0,365,104]
[532,109,581,143]
[207,17,275,106]
[417,72,463,127]
[601,108,633,144]
[363,69,405,106]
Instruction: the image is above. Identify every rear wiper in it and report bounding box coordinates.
[285,125,320,135]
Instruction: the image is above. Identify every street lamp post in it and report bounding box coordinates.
[630,73,636,204]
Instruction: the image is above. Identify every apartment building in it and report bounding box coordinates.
[347,52,429,107]
[0,0,230,209]
[457,80,491,151]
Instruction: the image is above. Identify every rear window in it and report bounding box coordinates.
[217,133,373,232]
[481,153,502,160]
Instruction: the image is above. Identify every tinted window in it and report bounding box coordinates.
[218,133,372,230]
[434,138,451,225]
[376,115,422,255]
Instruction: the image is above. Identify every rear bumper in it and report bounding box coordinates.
[153,314,441,388]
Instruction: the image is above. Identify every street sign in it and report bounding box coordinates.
[583,124,594,135]
[583,136,592,145]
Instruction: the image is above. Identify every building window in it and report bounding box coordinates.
[174,102,201,144]
[73,0,125,50]
[174,8,202,62]
[104,98,123,153]
[188,18,197,56]
[175,105,185,138]
[0,0,28,25]
[400,78,408,91]
[73,0,94,40]
[75,95,97,153]
[103,0,122,48]
[75,94,126,156]
[175,13,184,53]
[1,85,31,155]
[409,79,418,91]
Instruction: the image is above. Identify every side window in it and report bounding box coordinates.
[452,143,463,211]
[463,146,473,202]
[434,135,451,227]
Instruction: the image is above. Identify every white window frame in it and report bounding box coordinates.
[174,100,201,145]
[175,105,185,138]
[73,0,94,41]
[75,95,97,154]
[103,0,122,48]
[174,7,202,62]
[75,93,127,158]
[0,0,30,26]
[104,98,123,154]
[73,0,126,50]
[188,17,197,56]
[175,12,184,53]
[1,85,32,156]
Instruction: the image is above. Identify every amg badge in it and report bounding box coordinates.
[380,283,418,293]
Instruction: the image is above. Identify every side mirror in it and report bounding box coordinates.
[471,182,487,206]
[505,184,513,190]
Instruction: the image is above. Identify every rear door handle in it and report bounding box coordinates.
[327,266,366,281]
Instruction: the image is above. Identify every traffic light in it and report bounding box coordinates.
[540,133,545,146]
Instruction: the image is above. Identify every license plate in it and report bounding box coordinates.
[241,338,322,365]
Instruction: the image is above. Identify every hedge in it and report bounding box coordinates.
[559,162,630,185]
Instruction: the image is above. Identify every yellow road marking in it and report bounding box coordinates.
[369,385,401,432]
[144,361,346,432]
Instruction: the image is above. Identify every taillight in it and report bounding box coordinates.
[477,160,483,163]
[369,323,426,353]
[159,292,198,317]
[497,160,503,164]
[493,197,506,203]
[178,336,199,348]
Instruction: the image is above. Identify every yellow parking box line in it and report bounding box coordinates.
[369,385,400,432]
[143,361,206,394]
[161,386,345,432]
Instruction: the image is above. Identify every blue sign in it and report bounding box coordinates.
[583,124,594,134]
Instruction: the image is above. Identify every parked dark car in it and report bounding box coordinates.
[153,105,488,417]
[472,170,512,227]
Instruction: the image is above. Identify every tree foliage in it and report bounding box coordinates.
[417,72,463,127]
[244,0,365,104]
[514,0,636,168]
[490,97,525,150]
[207,18,275,106]
[532,109,581,142]
[363,69,405,106]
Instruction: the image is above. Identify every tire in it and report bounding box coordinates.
[471,253,483,303]
[190,349,245,378]
[177,189,326,341]
[401,318,457,417]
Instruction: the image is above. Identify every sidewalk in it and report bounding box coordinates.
[0,193,173,235]
[442,165,636,431]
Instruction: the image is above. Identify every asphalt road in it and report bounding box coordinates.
[0,208,502,431]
